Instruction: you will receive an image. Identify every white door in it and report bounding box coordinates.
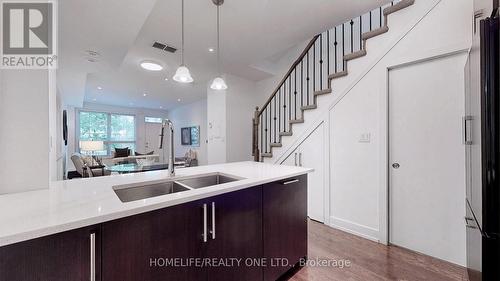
[144,122,164,162]
[300,123,325,223]
[389,55,466,265]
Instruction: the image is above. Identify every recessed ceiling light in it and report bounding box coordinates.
[164,77,169,81]
[143,93,148,97]
[177,98,181,102]
[209,48,215,53]
[140,61,163,71]
[97,86,103,90]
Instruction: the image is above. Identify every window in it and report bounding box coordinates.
[145,117,163,124]
[78,111,136,156]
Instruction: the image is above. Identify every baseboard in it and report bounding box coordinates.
[329,216,380,242]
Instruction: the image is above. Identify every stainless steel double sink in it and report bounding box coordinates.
[113,173,243,203]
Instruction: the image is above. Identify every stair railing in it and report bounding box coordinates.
[253,1,402,162]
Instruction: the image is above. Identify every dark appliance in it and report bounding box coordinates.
[465,4,500,281]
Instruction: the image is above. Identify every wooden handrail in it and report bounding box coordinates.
[257,34,320,117]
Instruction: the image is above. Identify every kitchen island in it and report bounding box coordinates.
[0,161,312,281]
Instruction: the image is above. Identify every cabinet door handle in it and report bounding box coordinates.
[90,232,96,281]
[299,153,302,167]
[294,153,298,166]
[202,204,208,242]
[282,179,299,185]
[210,202,216,240]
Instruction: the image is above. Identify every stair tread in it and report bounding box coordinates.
[279,132,293,136]
[384,0,415,16]
[329,71,348,80]
[313,89,332,96]
[344,49,367,61]
[270,143,282,147]
[289,119,305,124]
[301,105,317,110]
[362,26,389,40]
[261,153,273,158]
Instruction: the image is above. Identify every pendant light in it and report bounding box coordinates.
[173,0,194,83]
[210,0,228,90]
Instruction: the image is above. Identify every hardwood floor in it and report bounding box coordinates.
[289,220,468,281]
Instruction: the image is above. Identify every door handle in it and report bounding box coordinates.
[294,153,298,166]
[90,232,96,281]
[210,202,216,240]
[299,153,302,167]
[392,163,400,169]
[282,179,299,185]
[202,204,208,242]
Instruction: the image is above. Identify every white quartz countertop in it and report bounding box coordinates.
[0,161,312,247]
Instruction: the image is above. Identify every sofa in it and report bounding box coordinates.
[101,154,160,166]
[70,153,111,177]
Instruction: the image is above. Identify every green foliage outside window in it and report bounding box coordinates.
[78,111,136,156]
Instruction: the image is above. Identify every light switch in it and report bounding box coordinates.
[359,133,371,143]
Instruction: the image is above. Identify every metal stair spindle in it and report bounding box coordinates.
[342,23,345,71]
[278,88,281,134]
[301,61,304,107]
[334,27,338,73]
[283,83,287,132]
[313,41,316,93]
[327,30,330,79]
[273,97,277,143]
[307,51,310,105]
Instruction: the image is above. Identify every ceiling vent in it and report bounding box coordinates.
[152,42,177,53]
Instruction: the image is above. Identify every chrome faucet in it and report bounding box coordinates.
[159,119,175,177]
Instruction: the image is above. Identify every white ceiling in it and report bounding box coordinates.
[58,0,389,110]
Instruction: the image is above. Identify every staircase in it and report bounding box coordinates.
[252,0,415,162]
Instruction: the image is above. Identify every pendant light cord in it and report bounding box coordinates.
[181,0,185,66]
[217,5,221,75]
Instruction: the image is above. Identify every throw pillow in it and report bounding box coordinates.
[114,147,130,158]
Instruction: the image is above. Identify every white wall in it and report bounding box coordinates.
[207,88,227,164]
[225,74,260,162]
[167,99,208,166]
[0,70,52,194]
[206,74,263,164]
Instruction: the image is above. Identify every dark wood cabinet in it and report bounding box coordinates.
[102,186,263,281]
[0,175,308,281]
[263,174,308,281]
[0,225,101,281]
[206,186,263,281]
[101,199,207,281]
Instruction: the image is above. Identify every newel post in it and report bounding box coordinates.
[252,106,260,162]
